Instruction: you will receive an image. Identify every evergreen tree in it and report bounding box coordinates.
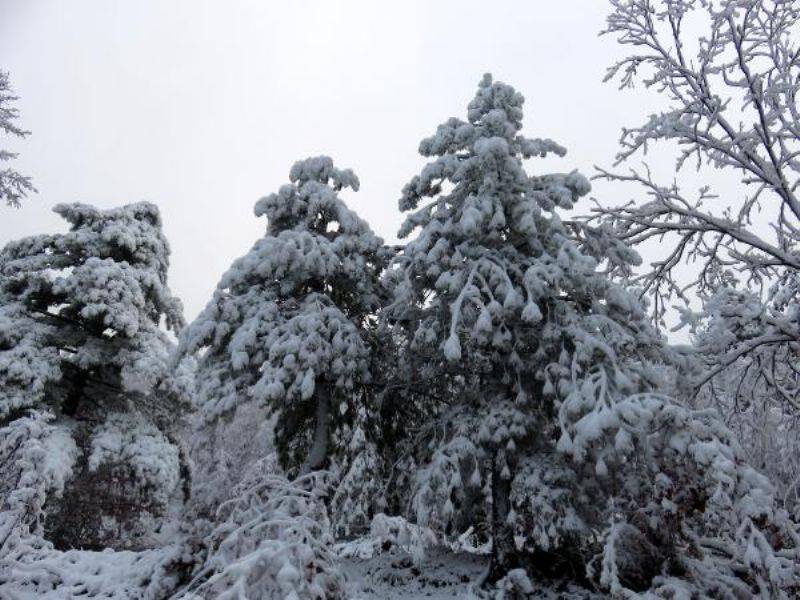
[0,70,35,207]
[387,73,663,580]
[386,74,799,595]
[181,157,390,481]
[0,201,187,548]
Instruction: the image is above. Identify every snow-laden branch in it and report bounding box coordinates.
[0,70,34,207]
[589,0,800,412]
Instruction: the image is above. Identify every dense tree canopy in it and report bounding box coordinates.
[1,7,800,593]
[181,157,391,479]
[0,201,187,551]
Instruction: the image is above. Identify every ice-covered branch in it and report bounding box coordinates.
[592,0,800,411]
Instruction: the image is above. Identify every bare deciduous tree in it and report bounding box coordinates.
[586,0,800,411]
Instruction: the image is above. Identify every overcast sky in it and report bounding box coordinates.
[1,0,669,323]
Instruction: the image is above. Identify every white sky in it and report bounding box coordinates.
[1,0,671,323]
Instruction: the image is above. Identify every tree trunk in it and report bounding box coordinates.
[486,451,517,584]
[62,370,87,417]
[300,388,330,475]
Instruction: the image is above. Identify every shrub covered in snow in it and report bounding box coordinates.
[175,471,345,600]
[0,411,76,560]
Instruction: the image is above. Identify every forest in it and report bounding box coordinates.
[1,1,799,598]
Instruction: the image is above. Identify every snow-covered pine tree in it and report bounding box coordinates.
[0,70,35,207]
[386,74,800,596]
[181,156,390,489]
[387,73,666,582]
[0,201,187,549]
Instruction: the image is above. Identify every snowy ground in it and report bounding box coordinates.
[341,546,600,599]
[2,547,169,599]
[3,543,601,599]
[342,546,487,599]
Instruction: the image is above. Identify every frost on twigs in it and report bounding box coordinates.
[582,3,800,588]
[188,401,278,515]
[589,0,800,415]
[176,471,345,600]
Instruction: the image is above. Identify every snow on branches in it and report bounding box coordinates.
[0,70,34,207]
[0,201,187,550]
[0,411,77,559]
[182,156,390,475]
[1,63,799,598]
[175,471,345,600]
[587,0,800,413]
[0,201,185,418]
[388,72,671,581]
[382,72,800,595]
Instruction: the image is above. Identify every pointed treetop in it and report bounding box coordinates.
[467,72,525,133]
[288,155,359,191]
[254,156,368,237]
[416,74,567,162]
[398,75,589,243]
